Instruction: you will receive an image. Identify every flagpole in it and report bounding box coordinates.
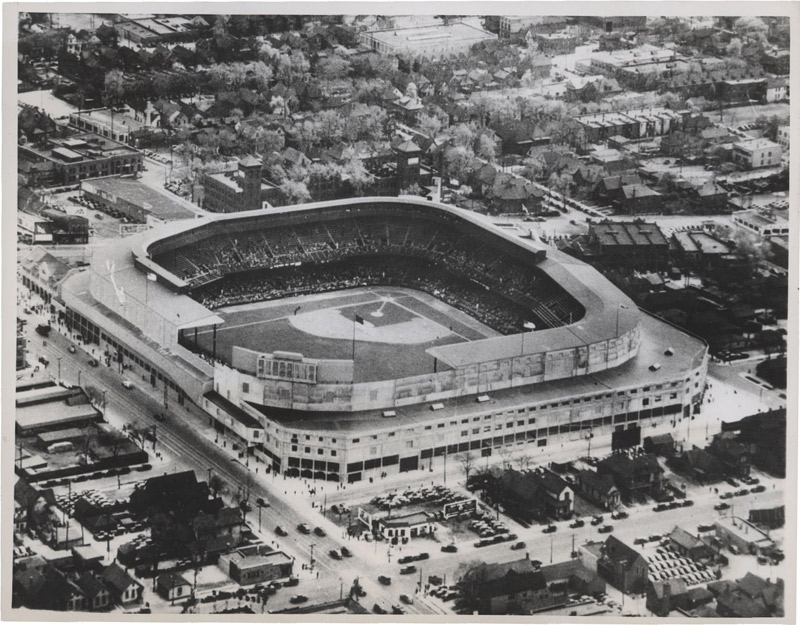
[352,316,356,361]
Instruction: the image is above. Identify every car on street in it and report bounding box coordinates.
[373,604,387,614]
[88,359,99,367]
[122,380,134,389]
[290,595,308,604]
[441,544,458,553]
[715,503,730,511]
[341,546,352,557]
[543,525,557,533]
[276,526,288,536]
[256,497,268,507]
[400,565,417,575]
[400,594,413,605]
[297,523,311,534]
[725,478,739,487]
[569,519,585,528]
[391,605,406,614]
[634,537,647,545]
[720,492,734,500]
[591,515,603,526]
[329,549,342,560]
[697,524,715,533]
[68,345,76,353]
[285,577,299,587]
[751,485,766,493]
[510,541,526,550]
[153,413,166,422]
[599,525,614,533]
[314,527,326,537]
[682,499,694,507]
[378,575,391,586]
[648,534,662,542]
[611,511,628,520]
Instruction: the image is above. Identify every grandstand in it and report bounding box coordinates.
[59,197,708,483]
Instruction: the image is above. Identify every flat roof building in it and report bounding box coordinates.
[732,138,783,170]
[359,22,496,58]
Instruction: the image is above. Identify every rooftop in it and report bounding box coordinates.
[591,221,669,247]
[84,176,199,221]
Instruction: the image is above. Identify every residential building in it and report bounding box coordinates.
[776,125,789,149]
[642,433,675,456]
[667,446,725,483]
[359,22,496,58]
[499,16,566,38]
[588,220,670,269]
[18,133,143,186]
[494,469,574,522]
[576,107,684,144]
[597,452,665,503]
[192,507,245,546]
[765,76,790,102]
[667,526,714,561]
[707,434,751,478]
[156,573,192,603]
[202,156,276,213]
[577,470,620,511]
[619,183,662,214]
[100,564,142,605]
[732,138,782,169]
[722,409,786,477]
[596,535,649,594]
[578,16,647,32]
[761,48,790,75]
[715,573,784,618]
[219,545,293,585]
[647,578,689,616]
[76,573,111,611]
[468,556,555,614]
[540,559,606,598]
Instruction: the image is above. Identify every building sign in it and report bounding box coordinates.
[257,354,317,384]
[442,497,477,519]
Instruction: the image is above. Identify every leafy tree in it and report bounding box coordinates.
[343,104,387,143]
[280,179,311,204]
[443,144,475,179]
[417,112,444,138]
[340,153,373,196]
[316,55,351,80]
[475,133,498,163]
[103,69,125,106]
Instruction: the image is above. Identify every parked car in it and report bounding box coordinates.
[569,519,585,529]
[725,478,739,487]
[290,595,308,604]
[415,552,430,561]
[715,503,730,511]
[697,524,715,533]
[329,549,342,560]
[256,497,268,507]
[751,485,766,493]
[122,380,134,389]
[720,492,734,500]
[400,594,413,605]
[441,544,458,553]
[599,525,614,534]
[297,523,311,534]
[276,526,288,536]
[400,565,417,575]
[67,345,76,353]
[88,358,99,367]
[378,575,391,586]
[634,538,648,545]
[543,525,557,534]
[510,541,526,550]
[373,604,387,614]
[682,499,694,507]
[611,510,628,520]
[392,605,406,615]
[591,515,603,526]
[284,577,299,587]
[314,527,326,537]
[153,412,166,422]
[341,546,352,557]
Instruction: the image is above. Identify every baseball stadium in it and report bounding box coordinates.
[61,197,708,482]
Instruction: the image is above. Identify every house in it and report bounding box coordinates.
[643,433,675,456]
[706,433,751,478]
[494,469,574,522]
[597,452,665,503]
[156,572,192,603]
[596,535,649,594]
[619,184,662,214]
[667,526,714,561]
[646,578,688,616]
[100,563,143,605]
[765,76,789,103]
[667,446,726,483]
[76,572,112,611]
[193,507,244,546]
[540,558,606,598]
[128,470,213,521]
[715,573,783,618]
[466,556,557,614]
[17,565,86,612]
[577,470,620,511]
[491,174,541,214]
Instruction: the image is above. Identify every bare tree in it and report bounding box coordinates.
[454,452,477,482]
[514,454,532,472]
[497,446,513,470]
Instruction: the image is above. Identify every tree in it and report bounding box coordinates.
[208,473,227,498]
[417,112,443,138]
[514,454,532,471]
[475,133,499,163]
[400,182,424,196]
[497,446,513,470]
[103,69,125,106]
[341,153,373,196]
[316,55,351,80]
[454,561,490,614]
[454,452,477,482]
[280,179,311,204]
[443,144,475,180]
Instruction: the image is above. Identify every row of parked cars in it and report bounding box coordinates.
[474,532,519,548]
[654,499,695,512]
[720,485,765,499]
[370,484,461,511]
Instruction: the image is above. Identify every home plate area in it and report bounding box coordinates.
[290,297,452,345]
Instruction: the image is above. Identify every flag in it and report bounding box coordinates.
[355,314,365,325]
[147,272,158,282]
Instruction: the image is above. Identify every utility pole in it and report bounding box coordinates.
[550,535,554,563]
[56,356,62,383]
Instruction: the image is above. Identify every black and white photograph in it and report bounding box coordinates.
[6,6,796,621]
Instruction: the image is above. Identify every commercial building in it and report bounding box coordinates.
[202,156,276,213]
[588,220,670,269]
[499,16,567,38]
[576,107,685,145]
[81,176,198,224]
[18,133,142,187]
[359,22,496,58]
[732,138,783,170]
[732,209,789,238]
[713,516,773,556]
[68,109,147,145]
[219,546,293,585]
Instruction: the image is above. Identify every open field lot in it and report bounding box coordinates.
[192,287,499,382]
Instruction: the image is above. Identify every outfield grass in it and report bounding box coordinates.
[190,287,497,382]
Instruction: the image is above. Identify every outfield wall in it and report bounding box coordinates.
[214,323,641,412]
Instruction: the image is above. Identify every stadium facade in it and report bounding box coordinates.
[57,198,708,483]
